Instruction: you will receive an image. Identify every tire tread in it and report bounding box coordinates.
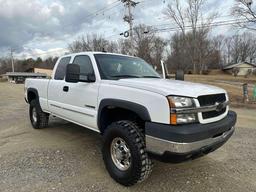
[103,120,153,186]
[30,100,49,129]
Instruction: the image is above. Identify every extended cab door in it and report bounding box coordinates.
[48,56,72,117]
[50,54,99,131]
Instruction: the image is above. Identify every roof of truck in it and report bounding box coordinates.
[62,51,137,58]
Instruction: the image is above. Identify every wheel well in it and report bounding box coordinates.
[99,106,145,134]
[27,91,37,103]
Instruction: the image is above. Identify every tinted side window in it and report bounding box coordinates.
[73,55,94,81]
[54,57,71,80]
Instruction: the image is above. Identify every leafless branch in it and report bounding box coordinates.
[232,0,256,30]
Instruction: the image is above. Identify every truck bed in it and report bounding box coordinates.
[25,78,51,112]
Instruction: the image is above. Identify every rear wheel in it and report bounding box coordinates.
[102,120,153,186]
[29,100,49,129]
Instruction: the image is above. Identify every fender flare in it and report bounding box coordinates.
[27,88,43,111]
[97,99,151,132]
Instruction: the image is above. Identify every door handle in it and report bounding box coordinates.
[63,86,69,92]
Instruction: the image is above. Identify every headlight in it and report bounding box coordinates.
[168,96,194,108]
[167,96,197,125]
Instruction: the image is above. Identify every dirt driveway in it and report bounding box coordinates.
[0,82,256,192]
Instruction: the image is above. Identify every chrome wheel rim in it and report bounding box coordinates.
[32,107,37,123]
[110,137,131,171]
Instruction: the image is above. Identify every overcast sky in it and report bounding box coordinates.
[0,0,244,59]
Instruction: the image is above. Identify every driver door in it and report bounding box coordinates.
[62,55,99,130]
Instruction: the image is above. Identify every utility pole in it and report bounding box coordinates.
[10,48,15,72]
[121,0,139,54]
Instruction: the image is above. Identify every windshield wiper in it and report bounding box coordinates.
[141,76,161,78]
[111,75,140,79]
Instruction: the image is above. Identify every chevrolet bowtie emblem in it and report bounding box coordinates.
[215,102,224,112]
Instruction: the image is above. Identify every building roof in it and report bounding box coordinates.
[34,67,53,70]
[223,62,256,70]
[25,67,54,72]
[4,72,47,77]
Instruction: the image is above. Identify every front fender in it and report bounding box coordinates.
[97,99,151,132]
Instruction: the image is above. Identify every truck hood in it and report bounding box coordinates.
[107,78,226,98]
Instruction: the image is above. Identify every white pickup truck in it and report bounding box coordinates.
[25,52,237,186]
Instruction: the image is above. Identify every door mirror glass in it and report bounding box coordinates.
[65,64,80,83]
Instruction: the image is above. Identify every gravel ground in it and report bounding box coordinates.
[0,82,256,192]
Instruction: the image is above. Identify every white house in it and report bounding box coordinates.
[223,62,256,76]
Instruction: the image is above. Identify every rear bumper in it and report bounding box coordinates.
[145,111,237,159]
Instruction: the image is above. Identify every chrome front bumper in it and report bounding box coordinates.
[146,126,234,155]
[145,111,237,158]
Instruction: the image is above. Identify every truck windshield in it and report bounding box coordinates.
[94,54,160,80]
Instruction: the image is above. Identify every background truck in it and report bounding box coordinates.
[25,52,237,186]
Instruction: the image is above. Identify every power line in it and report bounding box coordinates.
[7,2,125,59]
[82,0,121,20]
[61,1,122,29]
[135,13,240,31]
[152,19,251,33]
[89,0,120,16]
[6,0,149,58]
[7,0,152,55]
[7,1,256,60]
[12,19,254,59]
[126,18,255,38]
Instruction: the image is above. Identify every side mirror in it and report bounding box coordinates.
[65,64,80,83]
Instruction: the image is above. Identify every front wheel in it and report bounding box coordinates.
[102,120,153,186]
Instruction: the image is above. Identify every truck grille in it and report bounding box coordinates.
[198,94,227,119]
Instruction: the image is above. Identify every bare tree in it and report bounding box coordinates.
[68,34,118,53]
[68,26,166,70]
[0,58,11,74]
[165,0,187,35]
[231,35,242,63]
[166,33,191,72]
[133,25,155,63]
[119,25,166,69]
[0,55,60,75]
[151,37,167,70]
[246,33,256,62]
[222,32,256,65]
[212,35,226,68]
[232,0,256,30]
[166,30,221,73]
[164,0,217,73]
[118,39,131,55]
